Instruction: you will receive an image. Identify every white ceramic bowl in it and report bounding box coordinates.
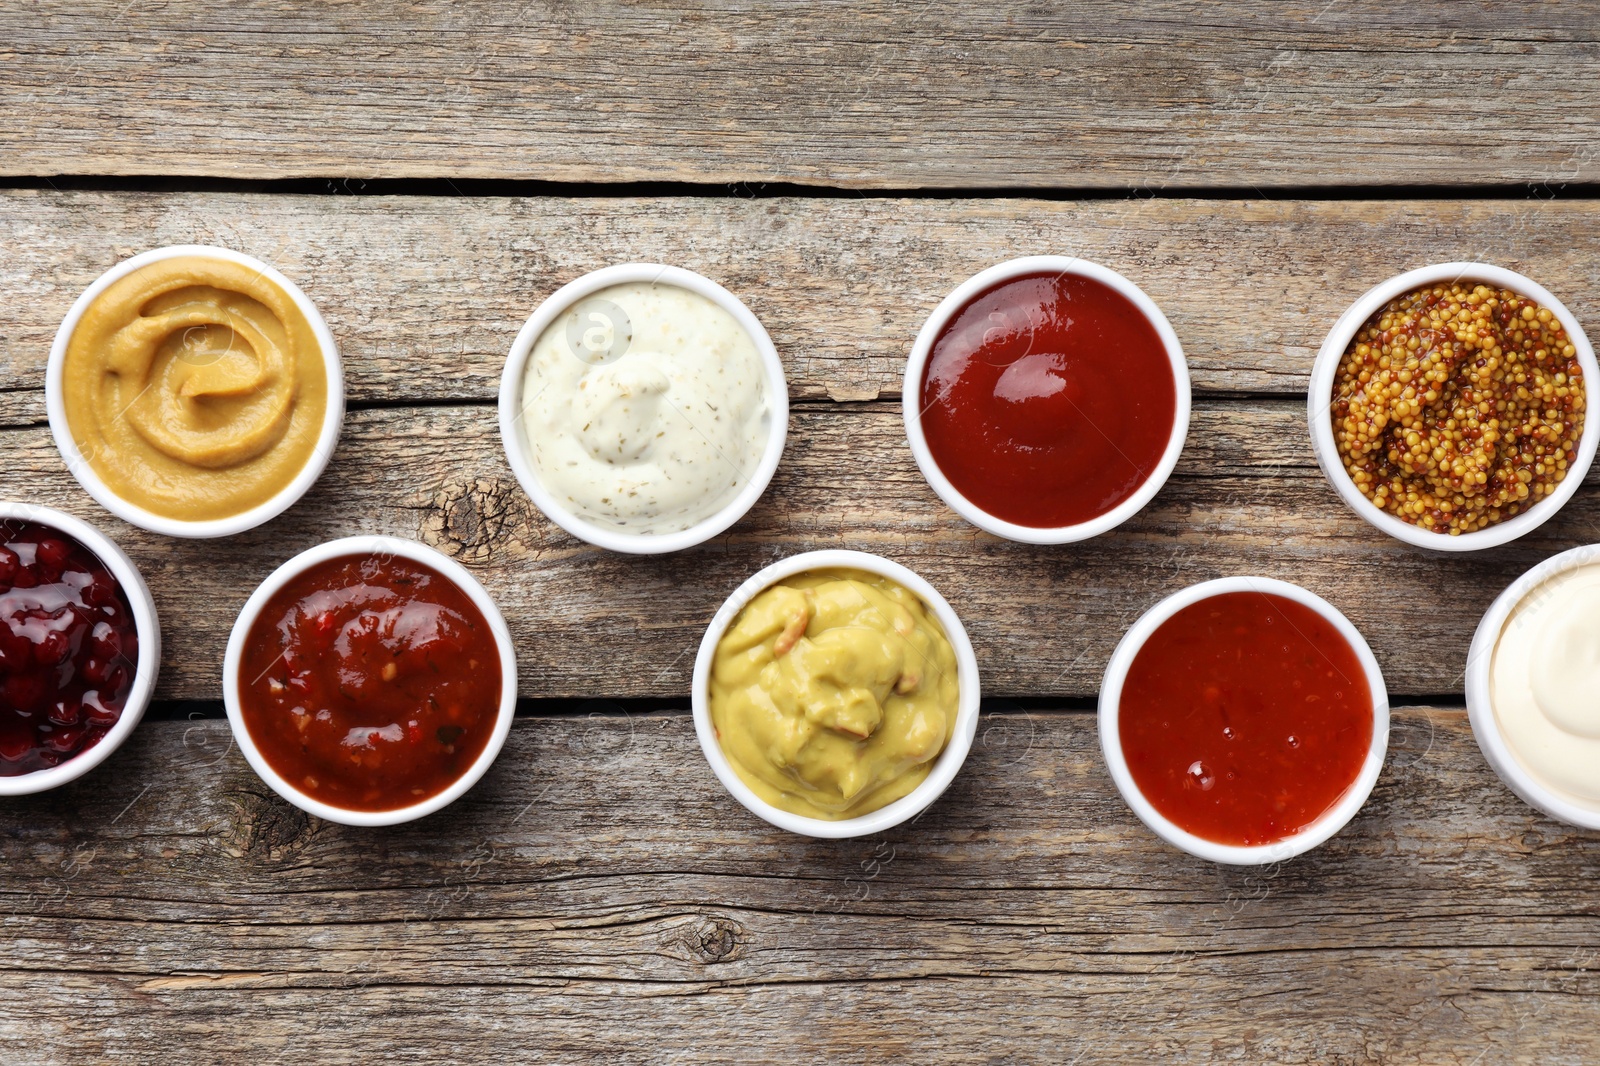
[1465,543,1600,829]
[692,549,981,838]
[1308,262,1599,551]
[0,503,161,795]
[498,263,789,555]
[222,535,517,827]
[902,256,1191,544]
[46,244,346,539]
[1098,576,1390,865]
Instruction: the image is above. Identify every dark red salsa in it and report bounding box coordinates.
[0,520,138,774]
[919,271,1177,528]
[1118,591,1373,847]
[238,553,502,812]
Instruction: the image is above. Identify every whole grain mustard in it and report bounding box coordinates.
[1331,282,1584,536]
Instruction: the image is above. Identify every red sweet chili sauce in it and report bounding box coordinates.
[238,553,501,812]
[918,271,1177,528]
[1117,591,1374,847]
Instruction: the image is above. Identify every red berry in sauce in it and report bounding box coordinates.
[82,690,121,725]
[0,732,32,762]
[81,657,110,687]
[83,572,119,607]
[34,538,71,580]
[46,723,87,753]
[0,521,138,774]
[35,629,70,666]
[89,621,121,660]
[48,699,81,726]
[104,663,130,696]
[0,633,28,672]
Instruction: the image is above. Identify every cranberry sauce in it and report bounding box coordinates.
[0,521,138,774]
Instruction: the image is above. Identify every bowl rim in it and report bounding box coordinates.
[901,255,1192,545]
[0,503,161,795]
[497,262,789,555]
[690,549,982,838]
[45,243,346,540]
[1464,542,1600,829]
[1306,261,1599,552]
[220,535,518,827]
[1098,575,1391,865]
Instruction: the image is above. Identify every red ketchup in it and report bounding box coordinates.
[238,554,501,812]
[1117,591,1373,847]
[0,521,138,774]
[919,271,1177,528]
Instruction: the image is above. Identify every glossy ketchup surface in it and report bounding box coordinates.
[1117,591,1373,847]
[919,271,1177,528]
[238,554,501,812]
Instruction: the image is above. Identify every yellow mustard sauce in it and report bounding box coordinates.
[61,255,328,522]
[710,568,959,820]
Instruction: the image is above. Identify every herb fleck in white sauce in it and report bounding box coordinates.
[520,282,770,534]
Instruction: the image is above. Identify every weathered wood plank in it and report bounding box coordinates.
[2,398,1594,700]
[0,711,1595,1064]
[4,2,1600,188]
[4,191,1600,418]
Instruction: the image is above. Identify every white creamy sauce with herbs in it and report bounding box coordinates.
[519,281,770,535]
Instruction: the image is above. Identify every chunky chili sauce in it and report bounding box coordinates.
[919,271,1176,528]
[1118,592,1373,847]
[238,554,500,812]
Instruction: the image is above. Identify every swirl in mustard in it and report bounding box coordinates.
[61,256,329,522]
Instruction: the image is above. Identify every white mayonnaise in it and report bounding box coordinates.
[518,281,772,535]
[1489,561,1600,808]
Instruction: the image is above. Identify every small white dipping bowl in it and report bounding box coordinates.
[222,535,517,827]
[46,244,346,539]
[0,503,160,796]
[692,549,981,838]
[498,263,789,555]
[1465,543,1600,829]
[1307,262,1599,552]
[902,255,1191,545]
[1098,576,1390,865]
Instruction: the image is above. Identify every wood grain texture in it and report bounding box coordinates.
[4,191,1600,424]
[3,397,1598,701]
[0,711,1595,1064]
[8,6,1600,1061]
[4,2,1600,188]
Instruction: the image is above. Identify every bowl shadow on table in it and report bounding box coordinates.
[12,706,1568,922]
[0,706,1597,1063]
[31,393,1600,706]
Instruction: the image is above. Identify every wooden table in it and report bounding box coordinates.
[4,3,1599,1061]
